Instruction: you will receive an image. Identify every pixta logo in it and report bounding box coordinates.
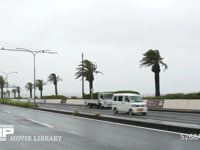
[0,125,14,141]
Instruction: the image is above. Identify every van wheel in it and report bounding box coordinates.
[88,104,92,109]
[113,108,118,114]
[128,109,133,116]
[98,104,104,109]
[142,112,147,115]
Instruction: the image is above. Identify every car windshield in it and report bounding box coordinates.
[103,94,113,100]
[129,96,143,102]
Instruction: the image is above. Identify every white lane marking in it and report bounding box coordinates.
[149,111,200,117]
[69,115,182,135]
[176,116,200,120]
[26,118,54,128]
[0,106,188,135]
[3,110,12,113]
[34,109,182,135]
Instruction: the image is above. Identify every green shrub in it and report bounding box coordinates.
[0,99,37,108]
[43,95,68,100]
[83,90,139,99]
[145,92,200,99]
[83,93,98,99]
[71,96,78,99]
[73,110,79,116]
[113,90,139,94]
[92,112,101,117]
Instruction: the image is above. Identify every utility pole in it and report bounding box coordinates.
[0,47,57,105]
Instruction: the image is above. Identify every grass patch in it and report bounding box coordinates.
[72,110,79,116]
[92,112,101,117]
[83,90,139,99]
[0,99,38,108]
[144,92,200,99]
[42,95,68,99]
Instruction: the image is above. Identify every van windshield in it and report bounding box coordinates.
[129,96,143,102]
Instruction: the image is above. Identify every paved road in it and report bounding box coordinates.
[38,104,200,125]
[0,104,199,150]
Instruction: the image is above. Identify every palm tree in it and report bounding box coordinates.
[6,90,10,98]
[0,76,6,98]
[140,49,168,96]
[16,86,21,98]
[12,89,17,99]
[25,82,33,98]
[75,59,102,97]
[36,79,45,98]
[3,91,6,98]
[48,73,63,95]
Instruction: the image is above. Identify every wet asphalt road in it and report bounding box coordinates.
[0,104,199,150]
[38,104,200,125]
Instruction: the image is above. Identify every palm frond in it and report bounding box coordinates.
[140,49,168,71]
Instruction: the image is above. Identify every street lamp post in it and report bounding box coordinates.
[0,71,17,98]
[16,48,57,105]
[31,51,46,105]
[0,47,57,105]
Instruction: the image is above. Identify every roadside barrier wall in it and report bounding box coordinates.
[66,99,87,105]
[10,98,200,111]
[162,99,200,110]
[163,99,189,109]
[187,100,200,110]
[45,99,61,104]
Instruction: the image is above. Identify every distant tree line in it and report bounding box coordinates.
[25,73,63,98]
[0,73,63,99]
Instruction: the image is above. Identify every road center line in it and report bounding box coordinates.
[26,118,54,128]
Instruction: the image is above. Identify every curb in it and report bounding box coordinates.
[149,108,200,114]
[39,103,200,114]
[34,107,200,134]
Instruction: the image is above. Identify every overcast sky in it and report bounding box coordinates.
[0,0,200,97]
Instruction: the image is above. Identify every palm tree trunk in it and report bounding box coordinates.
[18,92,20,98]
[40,90,43,99]
[89,81,93,99]
[30,89,32,98]
[1,87,3,98]
[55,83,58,95]
[155,72,160,96]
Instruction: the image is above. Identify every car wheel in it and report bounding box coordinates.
[88,104,92,109]
[98,104,101,109]
[142,112,147,115]
[99,104,104,109]
[113,108,118,114]
[128,109,133,116]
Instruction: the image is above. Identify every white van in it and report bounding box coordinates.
[112,93,147,115]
